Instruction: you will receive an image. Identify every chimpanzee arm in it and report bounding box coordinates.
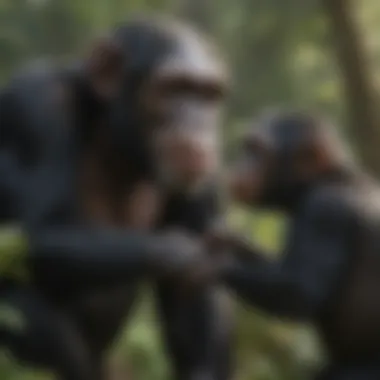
[155,188,234,380]
[0,87,28,221]
[221,192,354,320]
[0,69,192,287]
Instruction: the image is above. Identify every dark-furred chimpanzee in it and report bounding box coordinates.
[203,109,380,380]
[0,15,233,380]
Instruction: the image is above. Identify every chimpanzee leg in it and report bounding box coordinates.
[0,285,97,380]
[155,280,234,380]
[71,282,141,377]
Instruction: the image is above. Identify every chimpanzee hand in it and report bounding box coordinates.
[204,219,236,254]
[205,219,266,263]
[174,221,237,291]
[178,253,233,293]
[147,230,208,279]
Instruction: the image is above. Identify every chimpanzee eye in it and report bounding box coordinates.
[156,77,225,102]
[200,83,225,103]
[158,78,196,99]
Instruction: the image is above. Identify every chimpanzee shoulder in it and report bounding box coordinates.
[1,61,73,143]
[0,62,82,224]
[298,183,359,233]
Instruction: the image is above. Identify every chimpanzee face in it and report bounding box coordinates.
[228,111,340,209]
[138,27,228,191]
[87,18,229,191]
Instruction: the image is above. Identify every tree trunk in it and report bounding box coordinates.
[323,0,380,176]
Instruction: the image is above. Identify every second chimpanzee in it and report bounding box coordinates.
[206,110,380,379]
[0,15,233,380]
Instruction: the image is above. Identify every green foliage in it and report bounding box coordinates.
[0,350,56,380]
[1,0,380,379]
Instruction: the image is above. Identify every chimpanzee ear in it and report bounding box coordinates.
[86,38,124,98]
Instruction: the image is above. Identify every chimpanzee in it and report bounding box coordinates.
[0,15,233,380]
[203,109,380,379]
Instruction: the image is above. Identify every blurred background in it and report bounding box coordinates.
[1,0,380,379]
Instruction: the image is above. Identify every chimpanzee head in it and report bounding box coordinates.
[84,15,229,192]
[228,109,352,211]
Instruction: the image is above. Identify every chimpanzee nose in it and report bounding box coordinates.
[173,137,210,170]
[162,133,217,182]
